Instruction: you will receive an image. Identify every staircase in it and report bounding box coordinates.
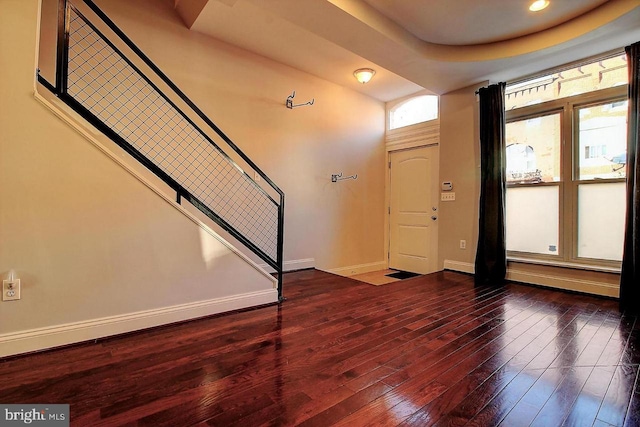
[38,0,284,300]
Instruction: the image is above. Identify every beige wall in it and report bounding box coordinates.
[438,83,482,268]
[89,0,386,271]
[0,0,385,356]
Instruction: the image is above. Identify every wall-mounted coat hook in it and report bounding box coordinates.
[331,172,358,182]
[286,90,314,109]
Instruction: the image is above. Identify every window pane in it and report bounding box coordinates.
[577,183,625,261]
[506,113,561,183]
[389,95,438,129]
[577,101,628,180]
[505,54,628,110]
[506,186,559,255]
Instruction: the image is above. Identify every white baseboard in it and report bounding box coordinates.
[323,261,388,277]
[258,258,315,273]
[442,259,619,298]
[443,260,475,274]
[507,269,619,298]
[0,289,278,358]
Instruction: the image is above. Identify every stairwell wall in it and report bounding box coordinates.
[86,0,387,273]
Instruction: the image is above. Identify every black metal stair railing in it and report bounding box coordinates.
[38,0,285,301]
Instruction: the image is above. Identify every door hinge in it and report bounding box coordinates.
[388,206,391,214]
[388,161,391,169]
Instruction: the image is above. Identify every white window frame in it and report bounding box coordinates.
[506,85,627,272]
[386,91,440,151]
[388,94,439,131]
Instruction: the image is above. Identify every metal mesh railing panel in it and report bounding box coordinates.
[65,8,278,261]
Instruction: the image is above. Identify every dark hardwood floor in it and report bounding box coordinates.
[1,269,639,426]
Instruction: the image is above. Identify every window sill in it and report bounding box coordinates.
[507,256,621,274]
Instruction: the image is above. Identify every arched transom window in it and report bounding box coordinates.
[389,95,439,130]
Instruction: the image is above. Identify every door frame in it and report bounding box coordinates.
[384,141,440,271]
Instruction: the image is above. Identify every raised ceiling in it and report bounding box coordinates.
[360,0,611,45]
[177,0,640,101]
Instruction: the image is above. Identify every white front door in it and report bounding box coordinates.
[389,146,439,274]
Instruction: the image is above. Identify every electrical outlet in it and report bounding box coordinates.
[2,279,21,301]
[441,192,456,201]
[460,240,467,250]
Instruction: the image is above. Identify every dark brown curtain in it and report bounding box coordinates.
[475,82,507,286]
[620,42,640,312]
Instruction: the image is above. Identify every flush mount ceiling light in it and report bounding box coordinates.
[529,0,550,12]
[353,68,376,84]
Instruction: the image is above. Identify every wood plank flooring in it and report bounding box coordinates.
[1,269,638,426]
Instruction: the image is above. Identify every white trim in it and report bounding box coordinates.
[507,269,619,298]
[443,260,475,274]
[33,90,276,286]
[385,120,440,152]
[443,259,619,298]
[0,289,278,358]
[258,258,315,273]
[507,256,621,274]
[385,90,439,132]
[323,261,387,277]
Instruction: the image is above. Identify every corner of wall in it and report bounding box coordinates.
[438,82,484,269]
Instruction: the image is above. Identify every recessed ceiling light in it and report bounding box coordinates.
[529,0,550,12]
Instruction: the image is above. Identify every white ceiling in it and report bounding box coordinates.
[361,0,611,45]
[178,0,640,102]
